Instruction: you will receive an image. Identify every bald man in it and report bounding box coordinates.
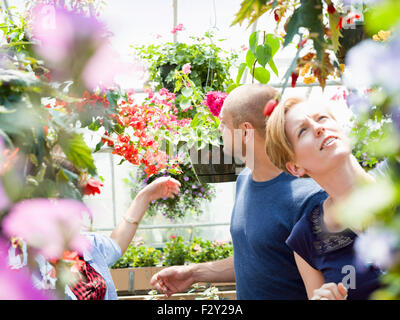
[150,84,327,300]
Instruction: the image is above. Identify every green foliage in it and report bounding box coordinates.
[163,236,188,266]
[132,246,162,267]
[350,115,391,170]
[187,237,233,264]
[0,9,101,203]
[133,32,238,93]
[234,32,280,89]
[112,243,162,268]
[112,237,233,269]
[364,0,400,36]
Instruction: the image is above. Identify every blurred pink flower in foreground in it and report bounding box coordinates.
[31,4,134,91]
[182,63,191,75]
[0,241,49,300]
[2,199,92,260]
[31,4,105,64]
[171,23,184,34]
[82,43,136,91]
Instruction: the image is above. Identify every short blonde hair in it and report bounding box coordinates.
[265,97,305,174]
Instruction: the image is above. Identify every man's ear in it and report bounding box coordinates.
[241,122,255,144]
[286,161,306,177]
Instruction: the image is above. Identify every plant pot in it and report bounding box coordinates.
[159,63,178,92]
[190,144,245,183]
[110,266,166,294]
[337,23,367,64]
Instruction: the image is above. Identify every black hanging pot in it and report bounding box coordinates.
[159,63,178,92]
[190,144,245,183]
[337,22,367,64]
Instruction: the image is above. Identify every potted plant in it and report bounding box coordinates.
[110,239,164,294]
[110,236,234,296]
[133,32,238,94]
[162,235,188,266]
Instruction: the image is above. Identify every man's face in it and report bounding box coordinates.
[218,106,243,161]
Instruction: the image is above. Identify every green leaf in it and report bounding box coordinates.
[59,132,97,176]
[268,58,279,77]
[249,31,258,54]
[246,50,256,69]
[181,87,193,98]
[365,0,400,36]
[255,44,272,68]
[180,97,191,110]
[253,67,270,84]
[283,0,324,60]
[236,62,247,84]
[265,34,280,56]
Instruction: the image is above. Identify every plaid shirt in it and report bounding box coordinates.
[70,257,107,300]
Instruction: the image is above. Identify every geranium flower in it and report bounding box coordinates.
[84,178,104,196]
[204,91,228,117]
[2,198,92,260]
[182,63,191,75]
[171,23,184,34]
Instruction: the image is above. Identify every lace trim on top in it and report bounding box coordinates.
[310,204,356,255]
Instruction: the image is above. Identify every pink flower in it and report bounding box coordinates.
[193,244,202,252]
[171,23,184,34]
[2,199,92,260]
[182,63,191,75]
[204,91,228,117]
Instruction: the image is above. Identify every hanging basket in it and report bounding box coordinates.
[337,23,367,64]
[159,63,178,92]
[190,144,245,183]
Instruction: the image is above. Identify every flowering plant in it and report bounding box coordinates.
[0,3,121,298]
[112,240,162,268]
[326,0,400,300]
[111,236,233,268]
[187,237,233,264]
[162,235,188,266]
[126,161,216,221]
[133,32,238,94]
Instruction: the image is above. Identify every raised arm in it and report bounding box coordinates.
[110,177,180,255]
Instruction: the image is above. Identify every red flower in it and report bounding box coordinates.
[291,72,299,88]
[264,99,279,117]
[170,235,177,240]
[84,178,103,196]
[327,4,336,14]
[274,9,280,22]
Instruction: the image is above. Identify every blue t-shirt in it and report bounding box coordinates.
[286,200,382,300]
[230,168,327,300]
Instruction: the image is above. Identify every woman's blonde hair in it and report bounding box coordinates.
[265,97,305,174]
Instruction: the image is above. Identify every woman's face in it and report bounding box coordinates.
[284,101,351,177]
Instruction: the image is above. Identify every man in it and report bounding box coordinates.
[150,84,327,299]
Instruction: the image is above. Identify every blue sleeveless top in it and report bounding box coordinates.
[286,200,382,300]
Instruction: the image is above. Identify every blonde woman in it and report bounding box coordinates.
[265,97,382,300]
